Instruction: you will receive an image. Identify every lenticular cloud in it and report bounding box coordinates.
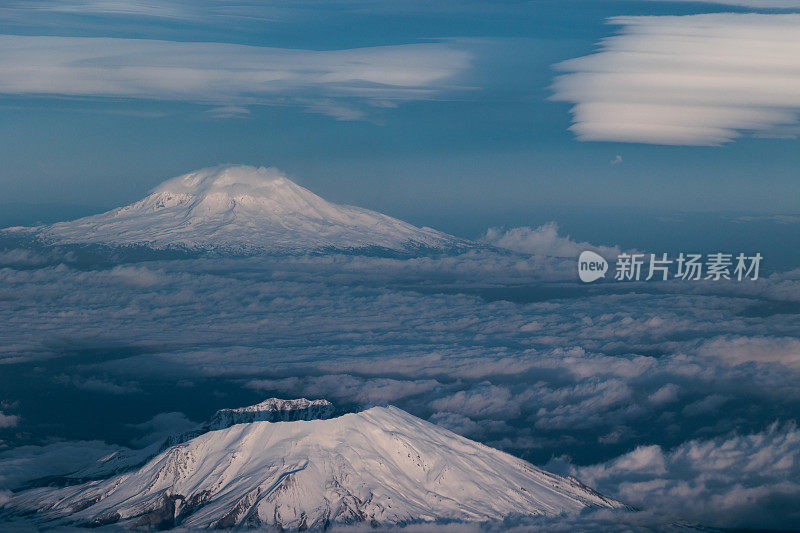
[0,35,470,120]
[551,14,800,146]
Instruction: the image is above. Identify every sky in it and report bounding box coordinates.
[2,0,800,237]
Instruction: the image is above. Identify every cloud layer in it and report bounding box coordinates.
[555,422,800,529]
[552,14,800,145]
[0,35,470,120]
[2,231,800,527]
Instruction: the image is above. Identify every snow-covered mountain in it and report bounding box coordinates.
[6,165,463,254]
[5,406,625,530]
[59,399,337,483]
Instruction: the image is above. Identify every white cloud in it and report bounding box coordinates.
[247,375,441,406]
[429,412,482,436]
[53,374,142,395]
[647,383,680,405]
[556,423,800,529]
[667,0,800,7]
[682,393,730,416]
[483,222,623,259]
[0,35,470,120]
[1,0,285,24]
[551,14,800,145]
[695,335,800,366]
[126,411,196,447]
[16,0,190,18]
[430,384,516,419]
[0,411,19,429]
[0,440,119,490]
[206,106,250,119]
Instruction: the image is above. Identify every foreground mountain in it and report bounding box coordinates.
[59,398,337,483]
[5,406,625,530]
[6,165,463,254]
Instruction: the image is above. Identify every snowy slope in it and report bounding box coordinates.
[6,165,462,254]
[61,399,336,482]
[6,406,625,530]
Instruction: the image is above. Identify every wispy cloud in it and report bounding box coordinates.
[205,106,250,119]
[0,35,471,120]
[551,14,800,145]
[18,0,189,18]
[665,0,800,8]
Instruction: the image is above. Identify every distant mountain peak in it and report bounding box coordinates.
[153,165,290,197]
[5,405,626,530]
[7,165,465,255]
[140,165,325,219]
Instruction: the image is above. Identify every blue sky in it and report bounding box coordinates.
[2,0,800,236]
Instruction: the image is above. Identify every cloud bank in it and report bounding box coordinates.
[556,422,800,529]
[551,14,800,145]
[1,236,800,526]
[0,35,470,120]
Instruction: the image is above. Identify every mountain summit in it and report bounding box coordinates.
[6,406,625,530]
[12,165,461,254]
[34,399,338,485]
